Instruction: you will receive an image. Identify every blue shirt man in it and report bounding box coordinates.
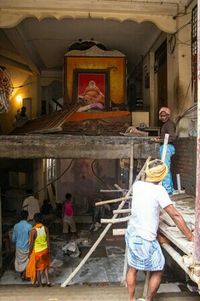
[12,210,32,277]
[12,220,32,249]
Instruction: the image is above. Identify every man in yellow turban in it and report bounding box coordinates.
[125,159,193,301]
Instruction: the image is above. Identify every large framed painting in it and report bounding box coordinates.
[73,69,110,110]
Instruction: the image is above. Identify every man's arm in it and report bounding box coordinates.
[45,226,50,254]
[166,122,176,142]
[12,226,16,243]
[164,204,193,241]
[22,199,28,209]
[29,229,36,256]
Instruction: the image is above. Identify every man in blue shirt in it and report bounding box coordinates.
[12,210,32,279]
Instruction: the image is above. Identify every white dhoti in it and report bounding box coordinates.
[15,248,29,272]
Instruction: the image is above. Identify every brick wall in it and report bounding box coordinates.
[172,137,196,195]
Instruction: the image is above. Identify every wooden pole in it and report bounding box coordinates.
[100,189,124,193]
[113,209,131,214]
[101,216,130,224]
[61,156,150,287]
[114,184,125,192]
[129,143,134,189]
[122,143,134,283]
[195,5,200,263]
[161,133,169,161]
[95,196,131,206]
[0,187,2,273]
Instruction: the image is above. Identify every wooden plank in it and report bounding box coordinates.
[160,195,195,228]
[113,228,126,236]
[95,196,131,206]
[159,221,193,255]
[162,243,200,288]
[159,194,195,257]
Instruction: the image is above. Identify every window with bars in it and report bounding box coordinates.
[47,158,56,182]
[191,5,197,102]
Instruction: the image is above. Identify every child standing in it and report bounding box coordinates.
[63,193,77,239]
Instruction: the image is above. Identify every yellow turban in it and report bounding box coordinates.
[145,159,168,183]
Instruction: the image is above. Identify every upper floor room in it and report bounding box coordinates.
[0,0,197,135]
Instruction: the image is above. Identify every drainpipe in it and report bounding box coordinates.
[195,4,200,262]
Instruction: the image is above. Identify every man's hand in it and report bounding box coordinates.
[164,204,194,241]
[152,136,161,142]
[188,231,194,242]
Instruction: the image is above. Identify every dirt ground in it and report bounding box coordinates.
[0,283,199,301]
[1,216,199,300]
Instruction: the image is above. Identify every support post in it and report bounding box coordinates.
[195,4,200,262]
[122,143,134,283]
[0,187,2,273]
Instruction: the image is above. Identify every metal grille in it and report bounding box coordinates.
[191,5,197,102]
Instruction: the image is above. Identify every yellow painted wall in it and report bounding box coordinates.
[64,56,126,105]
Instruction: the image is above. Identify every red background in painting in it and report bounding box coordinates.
[78,73,106,96]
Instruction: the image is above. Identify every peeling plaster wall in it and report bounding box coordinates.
[169,12,194,118]
[56,159,120,214]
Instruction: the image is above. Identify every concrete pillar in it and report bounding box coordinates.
[171,13,193,116]
[194,3,200,262]
[149,51,157,125]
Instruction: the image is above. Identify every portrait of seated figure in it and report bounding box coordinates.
[78,80,105,111]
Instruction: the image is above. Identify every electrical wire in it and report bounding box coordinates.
[168,21,191,54]
[175,21,191,34]
[176,36,191,46]
[12,82,33,89]
[1,159,74,198]
[36,159,74,195]
[91,159,113,190]
[175,102,197,125]
[173,10,192,19]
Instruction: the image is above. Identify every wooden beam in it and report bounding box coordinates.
[0,55,33,75]
[162,243,200,289]
[0,135,159,159]
[0,48,39,74]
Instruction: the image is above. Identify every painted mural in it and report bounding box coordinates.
[64,45,126,110]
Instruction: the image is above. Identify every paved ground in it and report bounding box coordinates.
[0,283,199,301]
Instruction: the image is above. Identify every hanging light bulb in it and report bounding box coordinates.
[16,95,22,105]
